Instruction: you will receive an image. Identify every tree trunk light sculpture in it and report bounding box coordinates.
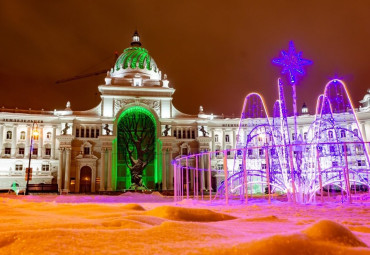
[118,109,155,190]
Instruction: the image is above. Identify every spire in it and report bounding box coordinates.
[131,30,142,47]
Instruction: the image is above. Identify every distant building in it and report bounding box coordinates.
[1,32,370,193]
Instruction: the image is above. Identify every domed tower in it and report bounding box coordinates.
[99,31,175,119]
[104,31,163,87]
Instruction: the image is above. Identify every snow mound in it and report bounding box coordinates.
[124,215,165,226]
[212,233,369,255]
[303,220,367,247]
[117,192,170,202]
[101,219,147,229]
[242,215,285,222]
[145,206,236,222]
[121,203,145,211]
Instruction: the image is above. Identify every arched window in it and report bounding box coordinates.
[6,131,12,140]
[46,132,52,139]
[328,131,333,138]
[225,135,230,143]
[20,131,26,140]
[353,129,358,137]
[340,130,346,138]
[84,146,90,155]
[215,134,219,142]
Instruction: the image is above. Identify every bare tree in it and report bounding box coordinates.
[118,112,155,189]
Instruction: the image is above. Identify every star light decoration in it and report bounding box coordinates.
[272,41,312,85]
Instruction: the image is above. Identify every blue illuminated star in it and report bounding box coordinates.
[272,41,312,85]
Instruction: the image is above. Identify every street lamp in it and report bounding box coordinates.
[25,122,39,195]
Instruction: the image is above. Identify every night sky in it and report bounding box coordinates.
[1,1,370,116]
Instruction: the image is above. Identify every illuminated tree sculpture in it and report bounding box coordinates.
[118,110,156,189]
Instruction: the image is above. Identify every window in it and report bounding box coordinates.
[32,148,38,155]
[227,150,231,156]
[355,145,364,155]
[86,129,90,138]
[15,165,23,171]
[191,130,195,139]
[340,130,346,138]
[178,131,182,139]
[18,148,24,155]
[304,132,307,140]
[182,130,185,139]
[96,129,100,138]
[328,131,333,138]
[330,145,335,153]
[353,129,358,137]
[259,149,264,156]
[33,133,39,140]
[262,164,266,169]
[215,134,219,142]
[20,131,26,140]
[356,160,366,167]
[174,130,177,138]
[5,147,11,155]
[91,128,95,138]
[84,147,90,155]
[6,131,12,140]
[332,161,338,167]
[42,164,50,171]
[81,129,85,138]
[187,130,190,139]
[292,133,296,141]
[181,147,188,155]
[270,148,276,155]
[215,146,221,156]
[45,148,51,156]
[248,149,252,156]
[46,132,52,139]
[225,135,230,142]
[76,129,80,138]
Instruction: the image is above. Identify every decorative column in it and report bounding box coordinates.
[107,148,112,191]
[51,126,57,159]
[56,135,74,192]
[162,148,167,190]
[100,148,106,191]
[158,136,176,190]
[26,125,31,158]
[196,136,212,190]
[0,124,3,152]
[211,128,215,159]
[58,148,64,191]
[64,148,71,191]
[169,149,174,190]
[38,126,43,158]
[200,152,205,190]
[11,125,17,157]
[99,135,115,191]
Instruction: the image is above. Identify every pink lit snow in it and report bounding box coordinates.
[0,193,369,254]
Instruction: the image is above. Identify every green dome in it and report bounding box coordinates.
[115,47,157,72]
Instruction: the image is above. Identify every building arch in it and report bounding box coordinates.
[114,104,161,190]
[79,166,92,193]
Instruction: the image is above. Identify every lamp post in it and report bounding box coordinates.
[25,122,39,195]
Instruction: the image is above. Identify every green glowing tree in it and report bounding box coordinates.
[118,111,155,189]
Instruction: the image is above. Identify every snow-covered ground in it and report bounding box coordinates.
[0,193,369,254]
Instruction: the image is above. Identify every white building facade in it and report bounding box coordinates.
[1,32,370,193]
